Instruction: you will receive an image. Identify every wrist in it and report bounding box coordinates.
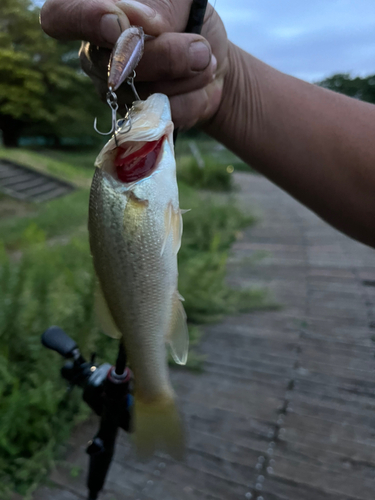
[202,42,244,136]
[202,42,265,158]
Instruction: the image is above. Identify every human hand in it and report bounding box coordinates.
[40,0,228,129]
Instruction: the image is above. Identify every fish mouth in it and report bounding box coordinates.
[114,136,165,183]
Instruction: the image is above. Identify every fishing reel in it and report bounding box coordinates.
[41,326,133,499]
[41,326,133,431]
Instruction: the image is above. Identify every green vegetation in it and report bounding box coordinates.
[177,156,234,191]
[175,135,253,178]
[0,0,107,147]
[0,236,94,498]
[0,191,89,251]
[318,73,375,104]
[0,145,267,498]
[40,148,102,172]
[178,182,266,323]
[0,147,94,250]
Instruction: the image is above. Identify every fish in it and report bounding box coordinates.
[88,93,188,459]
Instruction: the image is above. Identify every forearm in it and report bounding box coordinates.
[205,42,375,248]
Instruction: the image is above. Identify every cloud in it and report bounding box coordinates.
[215,0,375,81]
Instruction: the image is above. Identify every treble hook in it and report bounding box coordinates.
[93,71,140,140]
[94,89,119,136]
[127,71,141,101]
[117,105,133,136]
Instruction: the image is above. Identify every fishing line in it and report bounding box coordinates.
[205,0,218,36]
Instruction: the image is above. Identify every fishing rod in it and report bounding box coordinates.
[41,2,208,499]
[173,0,208,143]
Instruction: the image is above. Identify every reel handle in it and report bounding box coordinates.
[41,325,78,358]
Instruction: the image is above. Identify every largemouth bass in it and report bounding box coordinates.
[88,93,188,459]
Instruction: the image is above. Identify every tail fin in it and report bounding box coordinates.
[133,397,185,460]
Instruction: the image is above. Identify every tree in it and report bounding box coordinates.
[318,73,375,105]
[0,0,107,147]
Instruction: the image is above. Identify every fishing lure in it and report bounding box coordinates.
[94,26,144,137]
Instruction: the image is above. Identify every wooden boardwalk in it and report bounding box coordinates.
[0,159,74,202]
[36,173,375,500]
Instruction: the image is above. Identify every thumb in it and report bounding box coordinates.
[40,0,163,47]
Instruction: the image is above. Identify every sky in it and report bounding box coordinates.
[214,0,375,82]
[35,0,375,83]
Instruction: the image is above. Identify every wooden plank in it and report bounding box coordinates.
[23,181,62,197]
[35,185,72,201]
[0,159,74,202]
[9,177,46,191]
[1,172,38,186]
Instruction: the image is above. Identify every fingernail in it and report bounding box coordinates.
[100,14,123,45]
[189,41,211,71]
[211,55,217,74]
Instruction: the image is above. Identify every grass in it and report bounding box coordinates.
[0,190,90,251]
[0,147,95,251]
[38,147,101,172]
[0,236,96,499]
[0,141,267,497]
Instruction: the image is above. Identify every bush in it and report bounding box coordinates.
[0,236,98,498]
[177,156,234,192]
[178,183,266,323]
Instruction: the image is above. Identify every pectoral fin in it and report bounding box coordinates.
[161,203,183,256]
[95,282,122,339]
[166,291,189,365]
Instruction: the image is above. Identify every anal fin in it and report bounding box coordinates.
[166,291,189,365]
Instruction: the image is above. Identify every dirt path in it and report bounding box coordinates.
[36,173,375,500]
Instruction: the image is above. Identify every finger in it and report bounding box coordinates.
[115,0,179,34]
[41,0,126,46]
[170,78,224,130]
[143,58,216,97]
[80,34,217,103]
[170,89,208,130]
[40,0,163,47]
[136,33,213,81]
[80,33,215,86]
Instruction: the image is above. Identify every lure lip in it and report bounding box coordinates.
[108,26,145,91]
